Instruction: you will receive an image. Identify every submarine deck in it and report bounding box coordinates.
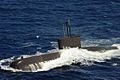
[9,46,118,71]
[10,52,60,71]
[82,47,118,52]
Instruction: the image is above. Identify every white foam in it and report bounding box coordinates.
[112,44,120,49]
[36,35,39,38]
[0,44,120,72]
[112,63,118,66]
[0,57,22,72]
[50,41,58,49]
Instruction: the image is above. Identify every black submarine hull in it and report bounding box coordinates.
[10,46,118,72]
[10,52,60,71]
[82,47,118,52]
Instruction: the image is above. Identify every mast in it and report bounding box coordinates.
[63,19,72,37]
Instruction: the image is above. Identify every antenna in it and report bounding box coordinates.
[63,19,72,37]
[63,24,66,37]
[68,19,71,37]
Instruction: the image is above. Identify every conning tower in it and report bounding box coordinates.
[58,20,81,49]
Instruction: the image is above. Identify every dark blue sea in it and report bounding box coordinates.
[0,0,120,80]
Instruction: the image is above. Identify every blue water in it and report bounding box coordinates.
[0,0,120,80]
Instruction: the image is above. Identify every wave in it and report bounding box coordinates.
[0,44,120,72]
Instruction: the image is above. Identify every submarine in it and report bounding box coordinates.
[10,20,118,72]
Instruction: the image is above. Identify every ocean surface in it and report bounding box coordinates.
[0,0,120,80]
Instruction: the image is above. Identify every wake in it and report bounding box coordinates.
[0,44,120,72]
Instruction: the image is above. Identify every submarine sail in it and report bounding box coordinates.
[58,20,81,49]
